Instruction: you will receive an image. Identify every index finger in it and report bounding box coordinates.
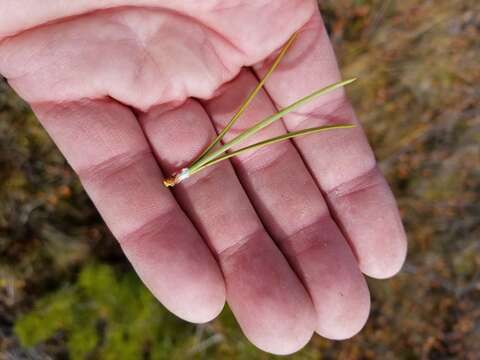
[31,99,226,322]
[254,11,407,278]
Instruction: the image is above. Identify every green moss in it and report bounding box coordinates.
[14,263,195,359]
[15,287,76,346]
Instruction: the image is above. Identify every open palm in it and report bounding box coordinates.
[0,0,406,354]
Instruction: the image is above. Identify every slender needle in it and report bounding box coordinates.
[198,124,355,170]
[189,78,357,175]
[191,32,298,164]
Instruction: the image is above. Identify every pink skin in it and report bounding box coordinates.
[0,0,407,355]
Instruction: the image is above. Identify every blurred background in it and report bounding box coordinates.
[1,0,479,359]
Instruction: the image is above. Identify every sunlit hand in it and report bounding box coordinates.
[0,0,406,354]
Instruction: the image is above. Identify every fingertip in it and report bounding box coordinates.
[326,168,409,280]
[316,283,371,341]
[174,281,226,324]
[361,230,408,279]
[222,234,316,356]
[247,308,315,356]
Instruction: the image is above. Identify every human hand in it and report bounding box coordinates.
[0,0,406,354]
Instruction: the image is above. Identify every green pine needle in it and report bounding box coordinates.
[198,124,355,170]
[162,32,358,188]
[192,32,298,164]
[188,78,357,175]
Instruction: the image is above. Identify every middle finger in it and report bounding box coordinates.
[140,99,315,355]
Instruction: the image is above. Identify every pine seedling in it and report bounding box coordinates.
[163,33,356,187]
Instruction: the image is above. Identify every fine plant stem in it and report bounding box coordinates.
[192,32,298,164]
[188,78,357,175]
[197,124,355,170]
